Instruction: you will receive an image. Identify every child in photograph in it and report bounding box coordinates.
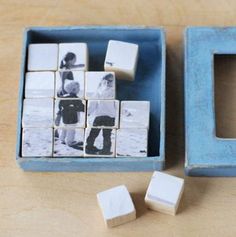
[55,81,84,147]
[86,101,116,155]
[94,73,115,99]
[60,52,85,70]
[57,71,74,97]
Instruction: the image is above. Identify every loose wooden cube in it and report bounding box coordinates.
[87,100,119,128]
[116,128,148,157]
[22,98,54,128]
[145,171,184,215]
[104,40,139,81]
[85,72,115,100]
[97,185,136,228]
[25,72,55,98]
[120,101,150,129]
[84,128,116,157]
[54,99,86,128]
[55,71,85,99]
[58,43,88,71]
[22,128,53,157]
[53,128,84,157]
[27,43,58,71]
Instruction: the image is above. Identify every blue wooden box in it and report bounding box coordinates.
[185,27,236,176]
[16,26,166,172]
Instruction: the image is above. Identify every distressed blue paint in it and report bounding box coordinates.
[16,26,166,172]
[185,27,236,176]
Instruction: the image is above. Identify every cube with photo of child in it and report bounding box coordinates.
[53,128,84,157]
[58,43,88,71]
[87,100,119,128]
[22,98,54,128]
[84,127,116,157]
[85,72,116,100]
[25,72,55,98]
[54,99,86,128]
[55,71,84,99]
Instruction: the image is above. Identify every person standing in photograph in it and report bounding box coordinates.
[94,73,115,99]
[60,52,85,70]
[86,101,116,155]
[55,81,84,147]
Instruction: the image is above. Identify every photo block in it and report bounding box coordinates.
[145,171,184,216]
[27,43,58,71]
[84,128,116,157]
[58,43,88,71]
[55,71,85,99]
[85,72,116,100]
[104,40,139,81]
[120,101,150,129]
[22,128,53,157]
[22,98,54,128]
[87,100,119,128]
[54,99,86,128]
[116,129,148,157]
[97,185,136,228]
[53,128,84,157]
[25,72,55,98]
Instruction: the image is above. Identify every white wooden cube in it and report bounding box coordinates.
[54,99,86,128]
[84,128,116,157]
[145,171,184,215]
[25,72,55,98]
[87,100,119,128]
[27,43,58,71]
[97,185,136,228]
[55,71,85,99]
[53,128,84,157]
[85,71,116,100]
[22,98,54,128]
[120,101,150,129]
[58,43,88,71]
[104,40,139,81]
[116,128,148,157]
[22,128,53,157]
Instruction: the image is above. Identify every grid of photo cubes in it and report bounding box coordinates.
[22,42,150,158]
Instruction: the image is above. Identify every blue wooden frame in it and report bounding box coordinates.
[185,27,236,176]
[16,26,166,172]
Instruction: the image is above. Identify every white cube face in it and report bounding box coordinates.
[87,100,119,128]
[22,99,54,128]
[22,128,53,157]
[55,71,85,99]
[27,44,58,71]
[53,128,84,157]
[85,72,116,100]
[116,129,148,157]
[25,72,55,98]
[84,128,116,157]
[97,185,136,227]
[120,101,150,129]
[58,43,88,71]
[54,99,86,128]
[145,171,184,215]
[104,40,139,80]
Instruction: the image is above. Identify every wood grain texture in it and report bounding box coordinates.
[0,0,236,236]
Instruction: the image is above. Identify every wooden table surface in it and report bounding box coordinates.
[1,0,236,236]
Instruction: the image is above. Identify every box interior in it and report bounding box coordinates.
[22,28,163,157]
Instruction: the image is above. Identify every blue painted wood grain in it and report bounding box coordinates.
[185,27,236,176]
[16,26,166,172]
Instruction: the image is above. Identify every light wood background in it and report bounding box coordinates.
[1,0,236,236]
